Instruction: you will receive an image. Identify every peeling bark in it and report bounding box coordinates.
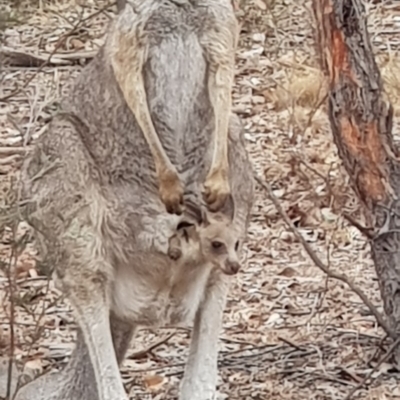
[313,0,400,349]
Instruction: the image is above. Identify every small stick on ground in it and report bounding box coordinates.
[278,336,302,351]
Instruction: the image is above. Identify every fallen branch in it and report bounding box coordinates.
[278,336,302,351]
[1,47,96,67]
[0,1,116,102]
[254,174,394,338]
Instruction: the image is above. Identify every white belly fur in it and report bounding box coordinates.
[111,253,213,328]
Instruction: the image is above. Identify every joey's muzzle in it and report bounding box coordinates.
[222,260,241,275]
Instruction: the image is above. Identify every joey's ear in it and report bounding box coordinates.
[220,193,235,221]
[177,220,195,231]
[199,205,210,227]
[185,199,210,226]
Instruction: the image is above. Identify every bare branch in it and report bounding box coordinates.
[255,174,394,338]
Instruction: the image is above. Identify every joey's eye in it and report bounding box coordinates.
[235,241,239,251]
[212,241,223,250]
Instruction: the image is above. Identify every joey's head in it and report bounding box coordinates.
[197,213,240,275]
[186,195,241,276]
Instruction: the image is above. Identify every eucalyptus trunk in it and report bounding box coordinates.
[313,0,400,353]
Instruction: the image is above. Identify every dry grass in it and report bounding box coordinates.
[1,0,400,399]
[264,64,326,111]
[380,54,400,116]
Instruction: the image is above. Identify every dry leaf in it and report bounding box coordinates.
[70,38,85,50]
[278,267,297,277]
[24,358,43,376]
[253,0,267,10]
[143,374,166,391]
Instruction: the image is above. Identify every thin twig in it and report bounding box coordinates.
[342,336,400,400]
[297,156,333,199]
[342,212,374,240]
[255,174,394,338]
[338,366,363,384]
[365,334,388,366]
[128,332,176,360]
[5,222,18,400]
[297,156,374,240]
[278,336,303,351]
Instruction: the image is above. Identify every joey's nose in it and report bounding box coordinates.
[223,260,240,275]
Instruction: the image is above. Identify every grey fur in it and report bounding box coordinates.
[15,1,254,399]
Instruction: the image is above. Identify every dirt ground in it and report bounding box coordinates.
[1,1,400,399]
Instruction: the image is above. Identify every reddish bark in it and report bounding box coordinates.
[313,0,400,350]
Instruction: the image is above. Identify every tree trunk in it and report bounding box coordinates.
[312,0,400,350]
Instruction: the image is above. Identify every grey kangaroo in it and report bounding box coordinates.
[14,1,254,399]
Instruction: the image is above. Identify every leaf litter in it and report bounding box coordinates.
[1,0,400,399]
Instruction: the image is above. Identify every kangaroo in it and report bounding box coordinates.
[168,201,242,276]
[14,1,254,400]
